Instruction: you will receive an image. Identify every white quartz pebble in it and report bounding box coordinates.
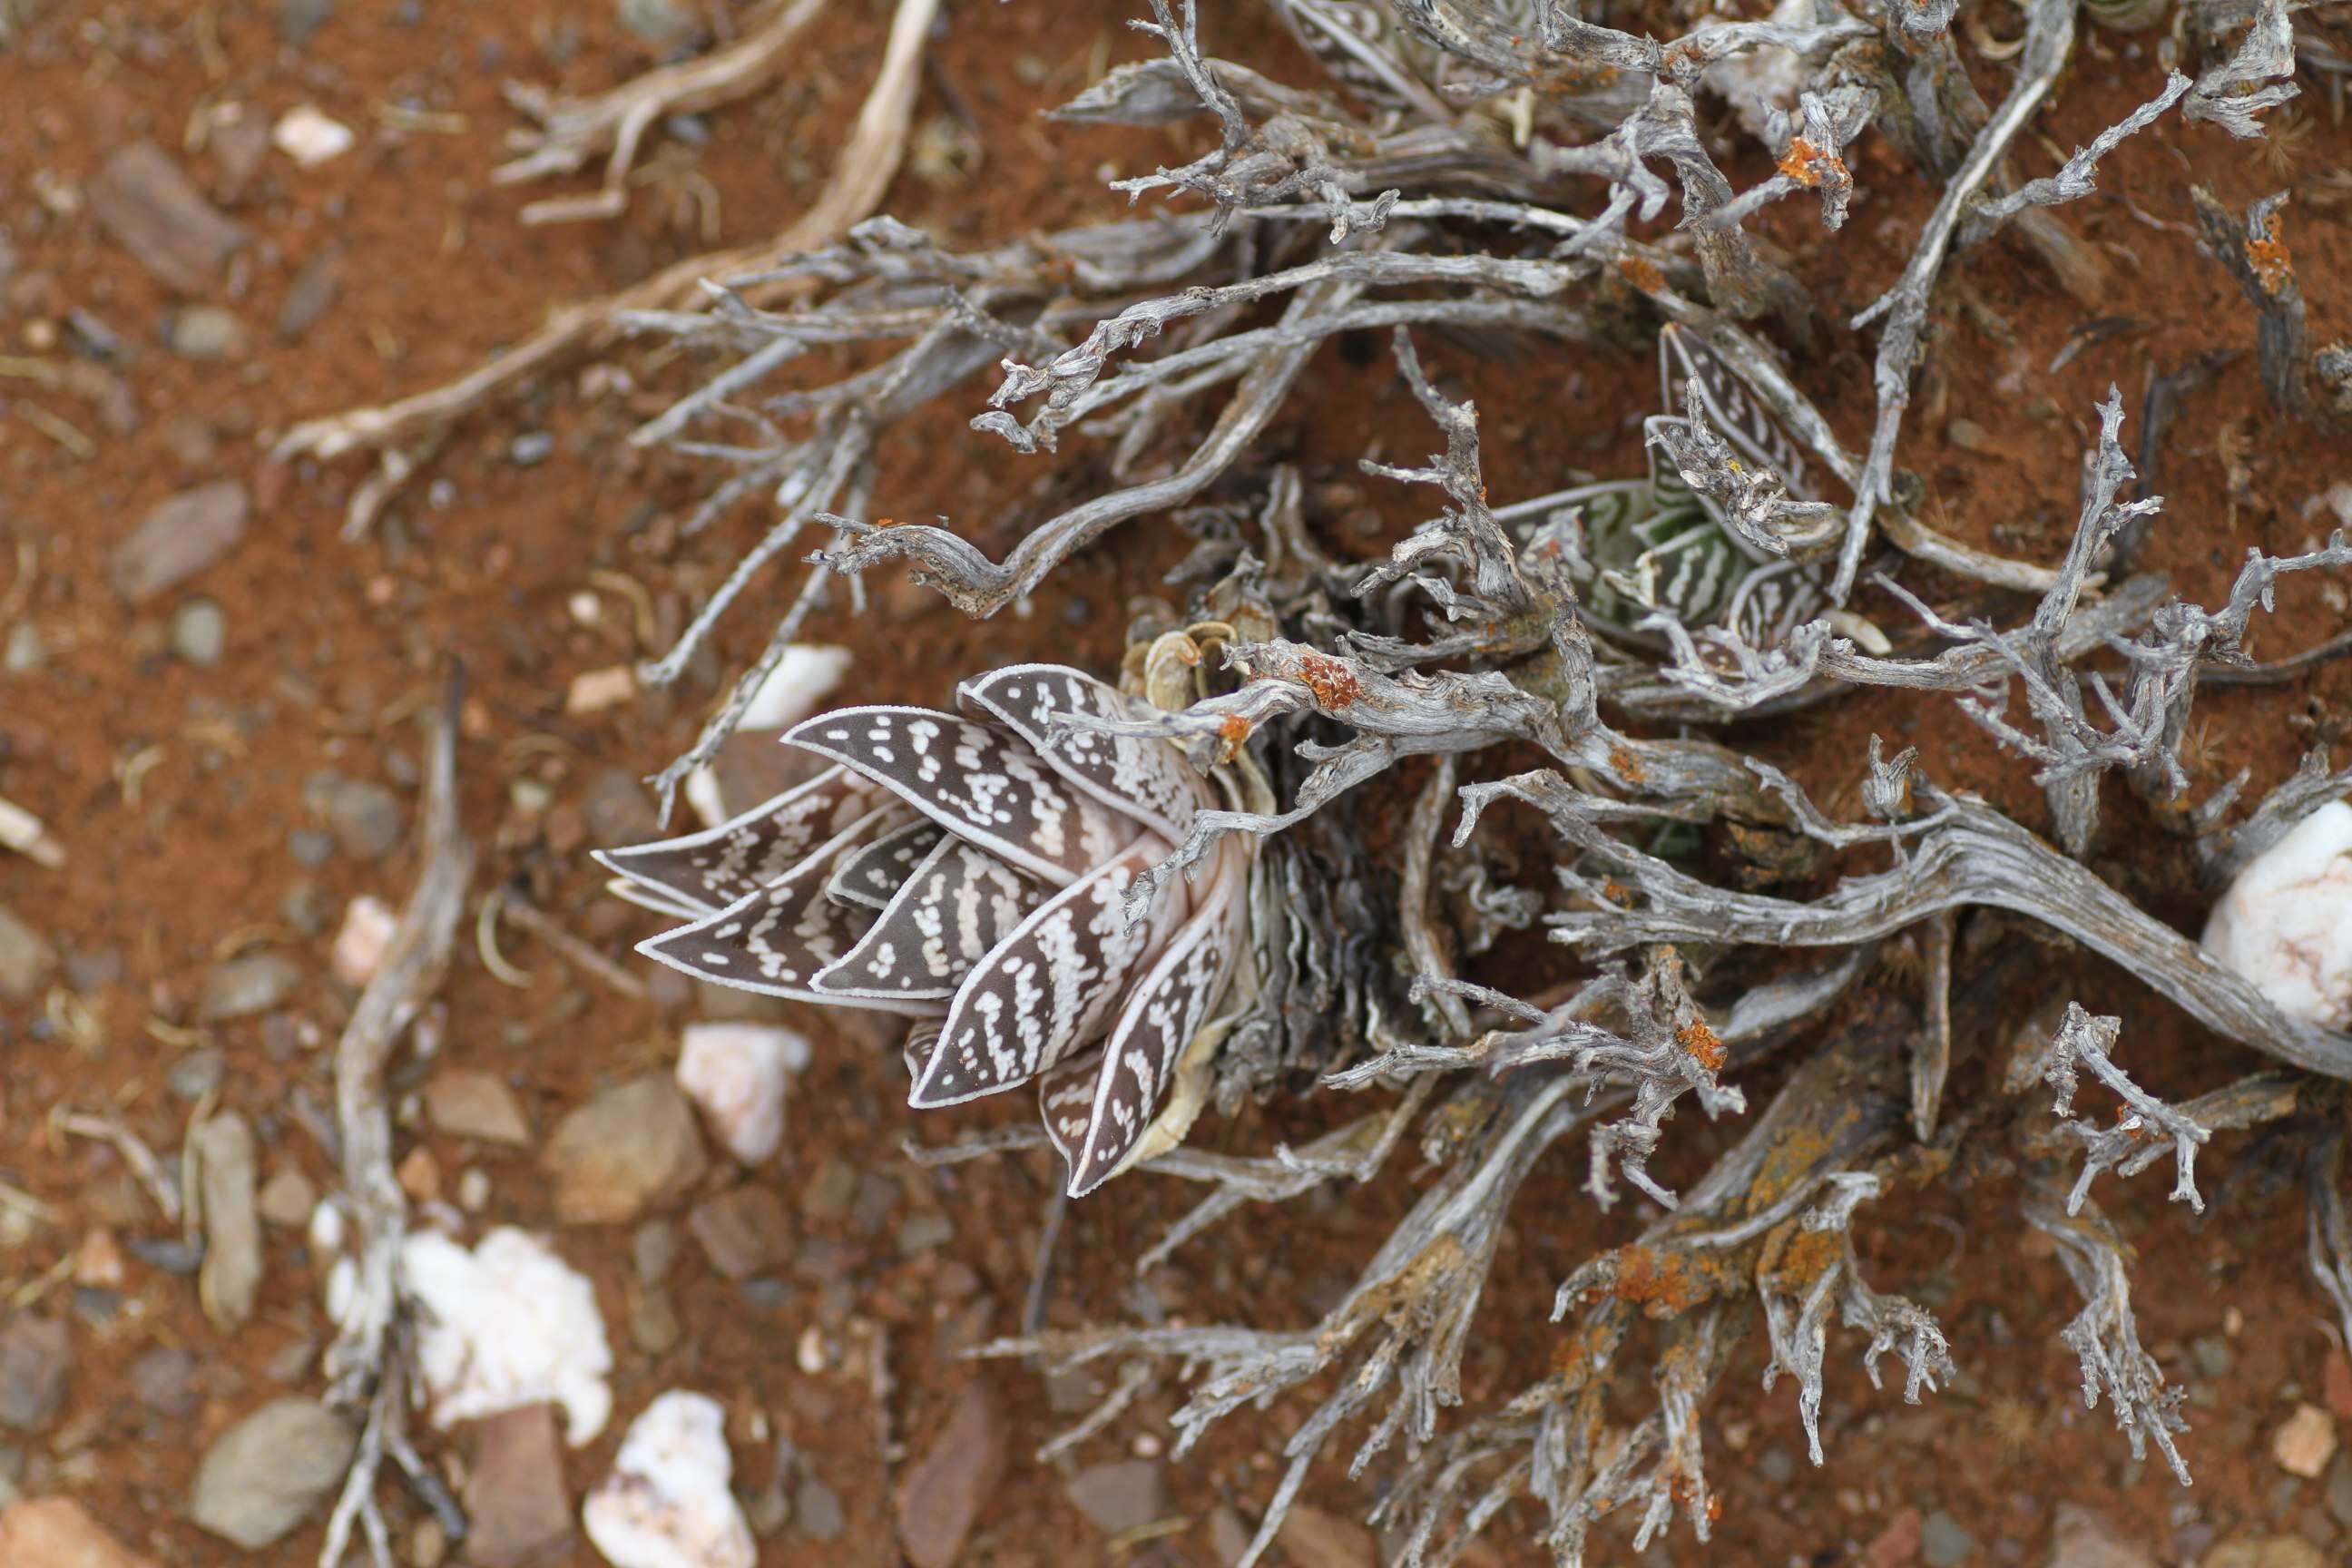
[2203,800,2352,1031]
[402,1227,613,1444]
[583,1392,755,1568]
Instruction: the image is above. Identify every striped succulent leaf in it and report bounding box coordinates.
[1506,326,1831,650]
[811,835,1040,1003]
[594,765,886,917]
[825,818,946,911]
[604,662,1254,1196]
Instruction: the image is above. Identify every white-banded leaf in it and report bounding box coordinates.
[811,835,1040,1002]
[593,765,879,917]
[902,1019,944,1080]
[1038,1052,1104,1166]
[956,664,1211,843]
[1057,867,1246,1196]
[1721,556,1830,647]
[909,833,1188,1107]
[826,818,946,911]
[1657,324,1813,502]
[603,875,716,923]
[782,707,1132,888]
[636,806,946,1016]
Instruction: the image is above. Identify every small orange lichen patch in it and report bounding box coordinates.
[1598,878,1635,907]
[1764,1226,1843,1292]
[1608,743,1647,785]
[1295,650,1362,710]
[1216,711,1253,761]
[1549,1321,1612,1381]
[1776,136,1845,191]
[1611,1244,1703,1314]
[1616,253,1664,296]
[2248,229,2294,294]
[1677,1016,1727,1073]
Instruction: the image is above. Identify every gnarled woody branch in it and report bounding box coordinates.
[1461,768,2352,1079]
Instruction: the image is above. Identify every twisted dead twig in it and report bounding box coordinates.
[270,0,938,537]
[496,0,832,226]
[318,666,475,1568]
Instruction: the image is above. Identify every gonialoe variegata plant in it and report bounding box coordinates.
[599,647,1257,1195]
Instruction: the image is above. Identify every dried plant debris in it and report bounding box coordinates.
[356,0,2352,1560]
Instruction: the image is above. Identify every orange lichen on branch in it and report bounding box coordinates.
[1677,1016,1727,1073]
[2246,227,2294,295]
[1615,253,1665,296]
[1216,712,1254,762]
[1776,136,1845,191]
[1608,743,1647,785]
[1548,1320,1614,1383]
[1294,650,1362,710]
[1609,1243,1705,1315]
[1760,1225,1843,1294]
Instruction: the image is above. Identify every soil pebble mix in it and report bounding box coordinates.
[0,1,2349,1565]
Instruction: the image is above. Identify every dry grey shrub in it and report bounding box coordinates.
[596,0,2352,1561]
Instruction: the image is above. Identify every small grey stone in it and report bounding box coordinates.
[0,904,58,1002]
[508,430,555,466]
[738,1278,790,1313]
[277,250,339,340]
[0,1315,71,1433]
[289,829,336,868]
[199,951,301,1021]
[131,1345,201,1417]
[328,779,403,858]
[1065,1460,1168,1537]
[257,1165,317,1230]
[464,1403,573,1566]
[632,1220,681,1284]
[171,597,228,664]
[166,1045,228,1102]
[279,0,336,46]
[166,304,242,360]
[792,1474,846,1542]
[126,1236,204,1274]
[688,1186,791,1280]
[109,481,250,603]
[191,1111,264,1329]
[897,1379,1006,1568]
[191,1396,357,1548]
[616,0,688,43]
[1945,417,1990,452]
[1922,1508,1976,1567]
[2328,1451,2352,1530]
[282,878,333,932]
[1758,1446,1798,1486]
[89,141,249,292]
[582,768,659,847]
[543,1075,709,1224]
[424,1070,531,1147]
[2047,1503,2154,1568]
[629,1283,682,1355]
[2,623,43,673]
[850,1171,899,1235]
[799,1156,858,1222]
[2190,1334,2233,1379]
[63,947,123,992]
[896,1211,953,1258]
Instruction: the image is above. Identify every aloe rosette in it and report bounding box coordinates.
[597,662,1251,1195]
